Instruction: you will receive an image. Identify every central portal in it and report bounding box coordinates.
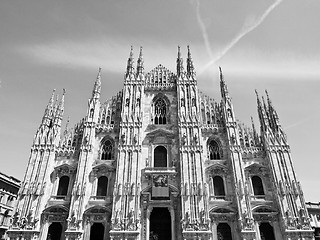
[150,207,171,240]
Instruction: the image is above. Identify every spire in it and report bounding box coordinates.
[136,46,144,76]
[42,89,56,126]
[57,89,66,119]
[64,117,70,136]
[251,116,259,145]
[176,46,184,77]
[255,90,269,132]
[265,90,280,131]
[219,66,229,101]
[126,46,135,78]
[186,46,195,77]
[92,68,101,100]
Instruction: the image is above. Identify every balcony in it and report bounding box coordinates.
[47,195,70,206]
[251,195,266,201]
[89,196,112,203]
[144,167,177,177]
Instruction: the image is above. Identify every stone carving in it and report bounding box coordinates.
[241,210,254,230]
[181,210,209,231]
[182,133,187,145]
[67,210,80,229]
[11,208,38,229]
[153,175,168,187]
[121,134,125,144]
[193,133,198,145]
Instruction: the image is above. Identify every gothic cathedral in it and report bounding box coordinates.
[7,47,314,240]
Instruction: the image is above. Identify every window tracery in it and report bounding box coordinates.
[208,140,222,160]
[154,98,167,124]
[101,139,114,160]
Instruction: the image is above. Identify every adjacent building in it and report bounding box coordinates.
[0,172,20,240]
[7,47,315,240]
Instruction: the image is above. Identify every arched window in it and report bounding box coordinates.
[217,223,232,240]
[154,99,167,124]
[252,176,265,195]
[208,140,222,160]
[213,176,225,197]
[57,176,69,196]
[101,140,114,160]
[97,176,108,197]
[154,146,167,167]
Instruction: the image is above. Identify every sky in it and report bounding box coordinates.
[0,0,320,201]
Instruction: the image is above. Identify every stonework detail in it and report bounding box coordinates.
[7,47,314,240]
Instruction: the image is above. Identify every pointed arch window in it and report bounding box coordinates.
[57,176,69,196]
[208,140,222,160]
[154,99,167,125]
[101,140,114,160]
[252,176,265,196]
[97,176,108,197]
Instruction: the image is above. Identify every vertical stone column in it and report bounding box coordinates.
[211,222,217,240]
[82,219,91,240]
[170,207,175,240]
[39,220,50,240]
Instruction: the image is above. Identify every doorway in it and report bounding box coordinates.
[47,222,62,240]
[150,207,171,240]
[259,222,276,240]
[90,222,105,240]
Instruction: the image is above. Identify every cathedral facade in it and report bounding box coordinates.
[7,47,314,240]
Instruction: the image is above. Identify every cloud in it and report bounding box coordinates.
[198,47,320,80]
[199,0,284,75]
[17,38,182,73]
[193,0,213,59]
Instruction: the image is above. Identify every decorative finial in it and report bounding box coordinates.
[219,66,224,81]
[130,46,133,58]
[139,46,143,58]
[187,45,191,58]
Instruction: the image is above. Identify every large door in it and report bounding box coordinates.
[150,207,171,240]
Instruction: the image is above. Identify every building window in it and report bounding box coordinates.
[154,99,167,124]
[57,176,69,196]
[97,176,108,197]
[252,176,265,195]
[101,140,114,160]
[154,146,167,167]
[208,140,222,160]
[213,176,226,197]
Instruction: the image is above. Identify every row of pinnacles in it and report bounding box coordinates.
[6,46,315,240]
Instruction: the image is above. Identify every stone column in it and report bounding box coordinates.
[211,221,217,240]
[272,222,282,240]
[82,218,91,240]
[39,220,50,240]
[146,207,151,240]
[170,207,175,240]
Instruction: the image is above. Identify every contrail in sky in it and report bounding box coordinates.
[194,0,214,59]
[198,0,284,74]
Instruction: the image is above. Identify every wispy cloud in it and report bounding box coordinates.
[17,38,181,73]
[199,47,320,80]
[193,0,213,59]
[199,0,284,75]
